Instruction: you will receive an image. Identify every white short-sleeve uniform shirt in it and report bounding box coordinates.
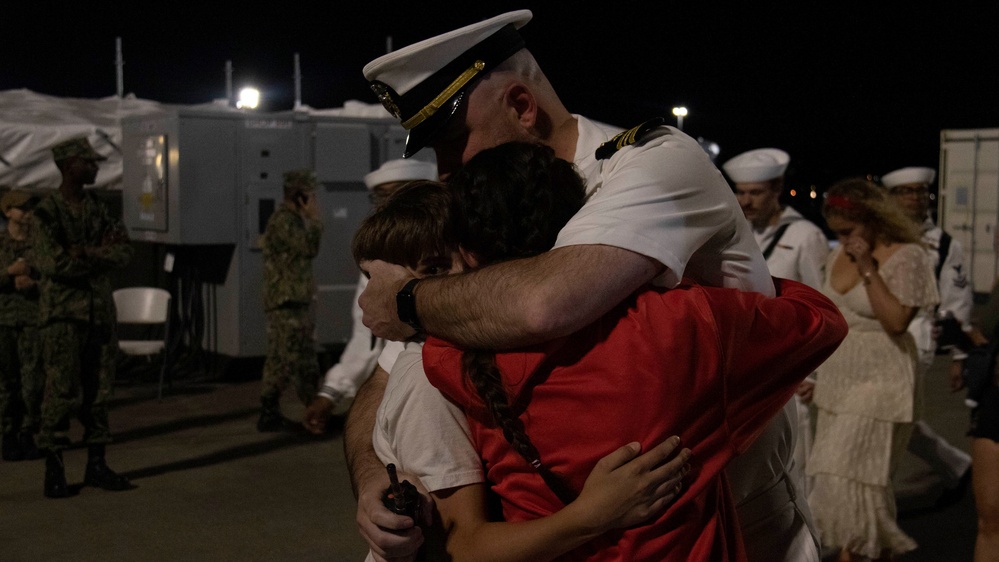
[558,115,775,295]
[755,206,830,290]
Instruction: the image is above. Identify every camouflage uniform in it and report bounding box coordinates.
[0,219,42,437]
[32,190,133,452]
[259,171,323,409]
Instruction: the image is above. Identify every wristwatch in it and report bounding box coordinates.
[396,278,422,332]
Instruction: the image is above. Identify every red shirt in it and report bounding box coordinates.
[423,279,846,562]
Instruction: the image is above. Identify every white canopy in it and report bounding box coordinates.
[0,89,172,190]
[0,89,391,191]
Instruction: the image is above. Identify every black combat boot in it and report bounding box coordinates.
[44,450,69,498]
[2,432,24,461]
[257,396,288,432]
[18,432,43,461]
[83,445,133,491]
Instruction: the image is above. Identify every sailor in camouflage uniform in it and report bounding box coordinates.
[258,169,323,431]
[0,189,43,461]
[33,137,135,498]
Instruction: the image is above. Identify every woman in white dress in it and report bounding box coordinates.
[806,177,939,561]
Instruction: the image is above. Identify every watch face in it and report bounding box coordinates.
[396,279,422,330]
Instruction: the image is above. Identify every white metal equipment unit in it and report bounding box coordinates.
[120,107,427,358]
[938,128,999,295]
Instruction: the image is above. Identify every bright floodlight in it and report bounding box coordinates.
[237,87,260,109]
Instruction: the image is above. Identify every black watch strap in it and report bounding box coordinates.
[396,278,422,332]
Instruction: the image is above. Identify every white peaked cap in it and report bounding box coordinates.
[362,10,533,96]
[882,166,936,188]
[362,10,533,157]
[722,148,790,183]
[364,159,439,189]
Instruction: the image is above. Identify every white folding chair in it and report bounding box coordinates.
[113,287,172,399]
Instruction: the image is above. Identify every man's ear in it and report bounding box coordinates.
[504,82,537,130]
[459,247,481,269]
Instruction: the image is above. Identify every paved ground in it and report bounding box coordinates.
[0,350,982,562]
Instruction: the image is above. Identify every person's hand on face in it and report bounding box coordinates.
[842,235,876,275]
[298,192,320,222]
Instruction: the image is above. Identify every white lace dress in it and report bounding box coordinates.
[806,244,939,559]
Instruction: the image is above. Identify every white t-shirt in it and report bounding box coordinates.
[372,341,483,493]
[365,345,483,562]
[377,340,406,374]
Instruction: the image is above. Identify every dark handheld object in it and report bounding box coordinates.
[935,315,973,353]
[382,463,421,518]
[962,343,997,408]
[936,315,996,407]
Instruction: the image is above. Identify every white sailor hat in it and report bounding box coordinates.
[364,159,439,189]
[363,10,534,158]
[881,166,936,188]
[721,148,790,183]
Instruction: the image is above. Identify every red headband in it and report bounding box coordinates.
[825,194,860,211]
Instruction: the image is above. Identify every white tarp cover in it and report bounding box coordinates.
[0,89,391,191]
[0,89,174,190]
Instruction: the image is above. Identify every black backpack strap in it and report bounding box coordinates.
[936,230,952,281]
[762,223,792,260]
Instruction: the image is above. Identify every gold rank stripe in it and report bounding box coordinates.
[614,124,642,151]
[402,60,487,130]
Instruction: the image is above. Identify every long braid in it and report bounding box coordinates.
[461,350,578,505]
[448,142,588,506]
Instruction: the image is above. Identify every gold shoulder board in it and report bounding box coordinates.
[594,117,668,160]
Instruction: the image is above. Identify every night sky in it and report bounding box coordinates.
[4,2,999,199]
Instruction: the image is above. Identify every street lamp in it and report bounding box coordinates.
[672,106,688,131]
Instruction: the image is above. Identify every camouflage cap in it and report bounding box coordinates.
[51,137,108,162]
[283,169,319,193]
[0,190,34,214]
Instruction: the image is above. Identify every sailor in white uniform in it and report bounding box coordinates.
[723,147,829,559]
[883,165,974,507]
[725,148,829,495]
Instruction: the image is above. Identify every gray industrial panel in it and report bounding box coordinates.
[121,111,239,245]
[177,117,238,244]
[246,182,285,249]
[315,189,370,283]
[313,188,373,345]
[315,285,358,345]
[236,121,310,357]
[122,115,177,241]
[239,119,310,186]
[237,249,268,357]
[213,250,242,357]
[315,123,372,183]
